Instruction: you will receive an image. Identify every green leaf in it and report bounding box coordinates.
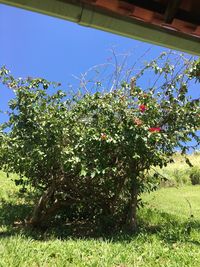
[91,171,96,178]
[80,168,87,177]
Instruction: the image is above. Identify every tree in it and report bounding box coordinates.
[0,52,199,232]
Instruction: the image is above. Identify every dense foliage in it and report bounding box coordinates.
[0,53,199,231]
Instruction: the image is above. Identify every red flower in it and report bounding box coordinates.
[139,104,147,112]
[149,127,161,132]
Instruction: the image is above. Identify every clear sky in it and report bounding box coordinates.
[0,3,199,138]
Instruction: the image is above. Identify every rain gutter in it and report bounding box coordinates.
[0,0,200,55]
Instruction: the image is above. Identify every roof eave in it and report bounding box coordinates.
[1,0,200,55]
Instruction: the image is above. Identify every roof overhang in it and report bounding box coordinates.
[1,0,200,55]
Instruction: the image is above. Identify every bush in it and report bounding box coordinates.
[189,167,200,185]
[0,53,199,232]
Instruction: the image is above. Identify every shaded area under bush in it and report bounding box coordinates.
[1,192,200,248]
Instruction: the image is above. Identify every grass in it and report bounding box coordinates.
[142,186,200,219]
[156,152,200,186]
[0,155,200,267]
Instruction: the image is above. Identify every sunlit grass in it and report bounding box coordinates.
[142,186,200,220]
[156,152,200,186]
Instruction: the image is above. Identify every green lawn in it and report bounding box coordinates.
[0,171,200,267]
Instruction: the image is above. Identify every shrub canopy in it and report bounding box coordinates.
[0,53,199,231]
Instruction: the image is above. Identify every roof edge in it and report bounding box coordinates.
[0,0,200,55]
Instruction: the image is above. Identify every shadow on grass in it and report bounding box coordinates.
[1,198,200,247]
[0,198,32,237]
[137,208,200,246]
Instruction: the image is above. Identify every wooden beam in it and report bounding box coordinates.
[164,0,182,23]
[123,0,200,25]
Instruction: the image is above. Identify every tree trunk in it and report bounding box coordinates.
[126,183,138,232]
[28,184,55,227]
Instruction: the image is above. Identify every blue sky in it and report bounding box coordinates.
[0,3,199,132]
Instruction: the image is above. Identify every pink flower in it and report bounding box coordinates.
[100,133,107,140]
[133,117,143,126]
[149,127,161,132]
[139,104,147,112]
